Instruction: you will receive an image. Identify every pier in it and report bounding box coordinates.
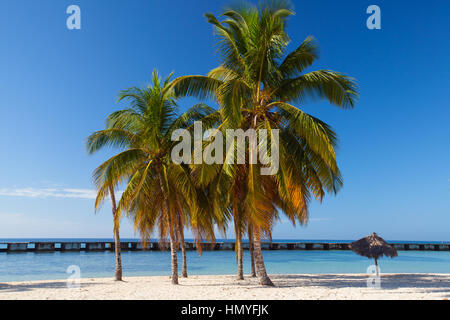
[0,241,449,253]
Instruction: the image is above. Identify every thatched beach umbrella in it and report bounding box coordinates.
[350,232,398,276]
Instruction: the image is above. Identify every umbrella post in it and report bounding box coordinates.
[374,257,379,277]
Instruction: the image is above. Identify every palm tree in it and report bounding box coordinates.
[86,146,125,281]
[87,70,215,284]
[171,0,358,286]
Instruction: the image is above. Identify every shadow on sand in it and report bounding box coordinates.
[273,273,449,288]
[1,274,449,298]
[185,273,450,296]
[0,280,108,293]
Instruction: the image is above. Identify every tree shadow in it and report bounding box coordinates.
[0,280,108,293]
[270,274,450,295]
[181,273,450,296]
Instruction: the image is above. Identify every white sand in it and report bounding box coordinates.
[1,274,449,300]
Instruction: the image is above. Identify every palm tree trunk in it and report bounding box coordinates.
[238,233,244,280]
[233,187,244,280]
[179,230,188,278]
[175,204,188,278]
[113,229,123,281]
[157,167,178,285]
[374,257,379,277]
[248,224,256,277]
[234,218,244,280]
[169,223,179,285]
[109,185,122,281]
[252,227,274,286]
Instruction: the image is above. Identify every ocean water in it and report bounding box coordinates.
[0,239,449,282]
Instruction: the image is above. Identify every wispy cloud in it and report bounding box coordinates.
[0,212,87,237]
[0,187,97,199]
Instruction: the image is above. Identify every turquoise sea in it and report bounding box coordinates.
[0,239,449,282]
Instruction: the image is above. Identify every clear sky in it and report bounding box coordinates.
[1,0,449,241]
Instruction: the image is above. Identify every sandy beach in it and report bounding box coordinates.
[1,274,449,300]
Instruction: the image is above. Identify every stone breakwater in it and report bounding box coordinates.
[1,241,449,252]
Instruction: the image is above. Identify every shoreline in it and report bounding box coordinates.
[1,273,449,300]
[1,271,449,284]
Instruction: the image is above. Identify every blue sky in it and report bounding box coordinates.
[0,0,449,241]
